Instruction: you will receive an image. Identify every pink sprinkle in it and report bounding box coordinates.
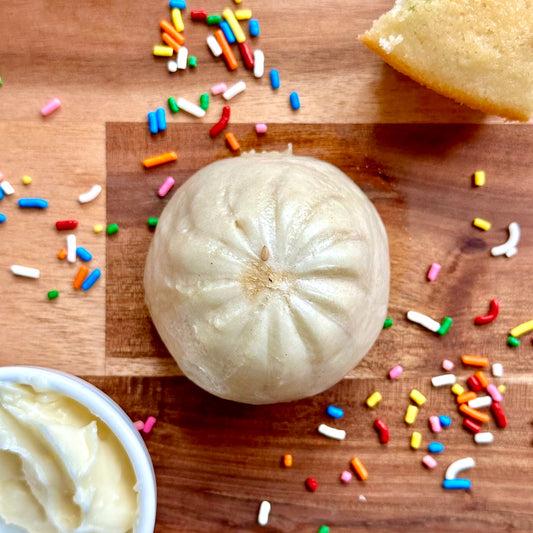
[133,420,145,431]
[0,172,3,182]
[442,359,455,371]
[158,176,175,198]
[41,97,61,116]
[255,123,268,134]
[422,455,437,469]
[429,415,442,433]
[142,416,157,434]
[340,470,352,483]
[486,383,503,402]
[211,82,228,95]
[427,262,441,281]
[388,365,403,379]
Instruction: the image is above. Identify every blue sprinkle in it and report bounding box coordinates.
[76,247,93,262]
[18,198,48,209]
[326,405,344,419]
[439,415,452,427]
[269,69,280,90]
[0,187,4,200]
[169,0,186,8]
[148,111,158,134]
[248,18,260,37]
[82,268,101,291]
[443,479,471,490]
[289,91,301,110]
[220,21,236,44]
[428,442,444,454]
[0,214,6,223]
[156,107,167,132]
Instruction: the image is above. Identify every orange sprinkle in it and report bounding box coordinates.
[474,370,489,388]
[461,355,489,367]
[214,29,238,71]
[282,454,293,468]
[161,32,181,52]
[350,456,368,481]
[57,247,67,260]
[143,151,178,168]
[225,132,240,152]
[456,391,477,404]
[159,20,185,45]
[459,403,491,424]
[73,265,89,290]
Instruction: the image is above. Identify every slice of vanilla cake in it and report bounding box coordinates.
[359,0,533,121]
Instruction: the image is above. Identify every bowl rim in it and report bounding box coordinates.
[0,365,156,533]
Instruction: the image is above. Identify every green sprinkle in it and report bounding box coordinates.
[0,78,3,86]
[106,223,119,235]
[188,56,197,68]
[199,93,209,110]
[206,14,222,24]
[47,290,59,300]
[437,317,453,336]
[317,527,330,533]
[147,217,159,228]
[507,335,520,347]
[168,96,179,113]
[383,317,393,328]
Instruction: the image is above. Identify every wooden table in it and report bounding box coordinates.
[1,1,532,531]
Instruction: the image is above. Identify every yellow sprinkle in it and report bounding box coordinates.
[473,217,492,231]
[366,391,382,408]
[93,224,104,233]
[509,319,533,338]
[451,383,465,396]
[409,389,426,407]
[153,45,174,57]
[222,8,246,43]
[474,170,486,187]
[171,8,184,32]
[405,404,419,425]
[410,431,422,450]
[22,175,32,185]
[282,454,293,468]
[235,8,252,20]
[497,384,506,394]
[233,0,242,4]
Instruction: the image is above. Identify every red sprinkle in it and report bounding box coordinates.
[373,418,390,443]
[238,41,254,69]
[474,298,499,325]
[305,477,318,492]
[209,105,231,137]
[466,374,483,392]
[491,401,507,428]
[55,219,78,231]
[190,9,208,21]
[462,417,482,434]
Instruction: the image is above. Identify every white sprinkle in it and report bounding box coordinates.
[359,494,367,502]
[66,234,77,263]
[445,457,475,480]
[176,97,206,118]
[10,264,40,279]
[468,395,492,409]
[177,46,188,69]
[474,432,494,444]
[253,49,264,78]
[317,423,346,441]
[406,310,441,333]
[78,184,102,204]
[491,222,520,257]
[223,80,247,101]
[206,35,223,57]
[1,180,15,195]
[167,60,178,73]
[492,363,504,377]
[257,500,271,527]
[431,374,456,387]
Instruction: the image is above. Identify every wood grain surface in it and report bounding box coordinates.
[1,0,533,532]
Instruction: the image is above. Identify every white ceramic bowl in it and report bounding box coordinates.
[0,366,157,533]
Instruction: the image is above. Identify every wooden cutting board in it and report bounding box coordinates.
[1,0,533,531]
